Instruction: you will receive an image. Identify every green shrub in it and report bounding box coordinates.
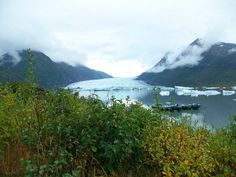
[0,82,235,177]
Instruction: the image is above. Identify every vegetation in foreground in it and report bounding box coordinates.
[0,82,235,177]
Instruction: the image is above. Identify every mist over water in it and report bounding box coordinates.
[67,78,236,128]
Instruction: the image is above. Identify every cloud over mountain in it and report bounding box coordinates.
[1,0,236,76]
[147,39,214,73]
[138,40,236,86]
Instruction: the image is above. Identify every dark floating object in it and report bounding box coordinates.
[153,103,200,111]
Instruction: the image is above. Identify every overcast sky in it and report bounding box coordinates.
[0,0,236,77]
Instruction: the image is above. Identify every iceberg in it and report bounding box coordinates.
[222,90,235,96]
[204,90,221,96]
[176,91,184,96]
[182,89,193,96]
[175,89,194,96]
[121,99,137,106]
[175,89,221,97]
[159,91,170,96]
[190,90,206,97]
[203,86,220,90]
[157,86,175,91]
[187,90,216,97]
[175,86,194,90]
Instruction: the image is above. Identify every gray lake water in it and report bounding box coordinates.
[67,78,236,128]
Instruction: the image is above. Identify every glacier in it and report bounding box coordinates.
[66,77,151,91]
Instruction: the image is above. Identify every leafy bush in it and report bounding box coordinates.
[143,117,218,176]
[0,82,235,177]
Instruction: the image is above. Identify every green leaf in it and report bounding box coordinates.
[91,146,97,153]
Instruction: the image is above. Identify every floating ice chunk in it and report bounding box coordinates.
[232,86,236,91]
[122,99,137,106]
[203,86,220,90]
[182,90,193,96]
[176,89,221,97]
[222,90,235,96]
[190,91,199,97]
[204,90,221,96]
[176,91,184,96]
[141,104,151,109]
[107,98,137,107]
[175,86,194,90]
[157,86,175,91]
[121,99,151,109]
[175,89,193,96]
[192,90,222,96]
[188,90,204,97]
[159,91,170,96]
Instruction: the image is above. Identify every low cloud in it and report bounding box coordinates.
[0,0,236,76]
[169,40,213,69]
[147,39,213,73]
[228,48,236,54]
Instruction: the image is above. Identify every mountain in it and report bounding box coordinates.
[137,39,236,87]
[0,50,112,89]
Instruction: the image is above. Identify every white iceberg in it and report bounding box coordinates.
[157,86,175,91]
[190,90,206,97]
[122,99,137,106]
[205,90,221,96]
[203,86,220,90]
[175,86,194,90]
[176,91,184,96]
[196,90,221,96]
[222,90,235,96]
[175,89,221,97]
[175,89,195,96]
[159,91,170,96]
[204,90,221,96]
[182,89,193,96]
